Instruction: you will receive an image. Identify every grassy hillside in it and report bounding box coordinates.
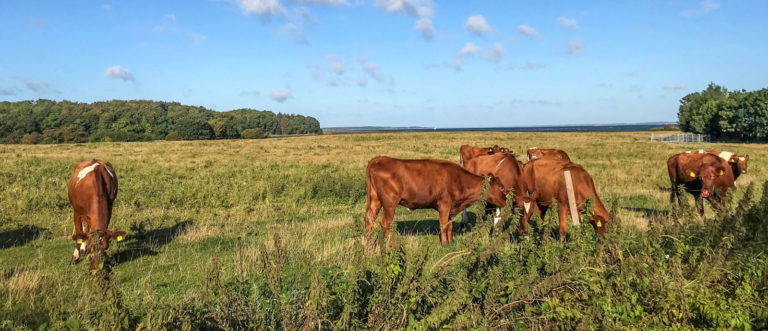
[1,131,766,329]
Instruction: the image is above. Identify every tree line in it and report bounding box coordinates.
[0,99,322,144]
[678,83,768,141]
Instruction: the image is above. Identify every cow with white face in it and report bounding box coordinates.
[68,159,125,272]
[686,150,749,180]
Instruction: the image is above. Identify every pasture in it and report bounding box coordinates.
[1,131,767,329]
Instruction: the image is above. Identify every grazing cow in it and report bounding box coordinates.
[522,159,610,241]
[459,145,509,166]
[527,147,571,162]
[685,150,749,180]
[68,159,125,271]
[364,156,507,247]
[463,153,537,233]
[667,153,730,214]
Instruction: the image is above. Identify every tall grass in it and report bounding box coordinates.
[0,132,766,329]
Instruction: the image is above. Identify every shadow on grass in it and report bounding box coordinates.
[396,212,479,236]
[0,225,46,249]
[624,206,671,218]
[112,220,193,266]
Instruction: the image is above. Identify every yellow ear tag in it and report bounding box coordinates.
[76,239,83,244]
[597,221,602,227]
[720,170,724,175]
[689,171,696,177]
[117,236,123,242]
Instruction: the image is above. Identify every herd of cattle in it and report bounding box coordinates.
[66,146,749,272]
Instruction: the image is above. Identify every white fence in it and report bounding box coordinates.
[650,133,710,143]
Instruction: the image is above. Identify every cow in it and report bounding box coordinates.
[685,150,749,180]
[462,152,537,233]
[527,147,571,162]
[459,144,509,166]
[68,159,125,271]
[522,159,610,241]
[364,156,508,247]
[667,153,730,214]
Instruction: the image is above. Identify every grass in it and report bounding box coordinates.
[0,131,767,329]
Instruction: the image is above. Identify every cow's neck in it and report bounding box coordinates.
[731,163,741,180]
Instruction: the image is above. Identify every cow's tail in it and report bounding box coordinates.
[364,158,378,224]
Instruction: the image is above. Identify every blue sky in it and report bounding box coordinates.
[1,1,766,127]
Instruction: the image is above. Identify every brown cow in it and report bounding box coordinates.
[668,153,731,214]
[522,159,610,241]
[68,159,125,271]
[364,156,507,247]
[685,150,749,180]
[459,144,509,166]
[463,152,536,233]
[527,147,571,162]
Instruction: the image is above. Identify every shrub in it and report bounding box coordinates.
[241,128,267,139]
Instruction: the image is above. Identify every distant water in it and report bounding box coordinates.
[324,123,675,133]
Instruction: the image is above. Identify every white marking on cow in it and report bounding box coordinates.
[739,157,745,161]
[718,151,733,160]
[76,162,100,185]
[698,149,704,153]
[79,241,87,252]
[685,151,691,154]
[104,166,115,180]
[495,158,506,170]
[524,202,531,214]
[73,248,79,260]
[528,147,537,150]
[493,208,501,226]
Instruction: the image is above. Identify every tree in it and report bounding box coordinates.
[241,128,266,139]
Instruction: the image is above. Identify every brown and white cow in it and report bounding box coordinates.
[364,156,507,247]
[459,144,509,166]
[527,147,571,162]
[668,153,731,214]
[522,159,610,241]
[685,150,749,180]
[68,159,125,270]
[463,152,536,233]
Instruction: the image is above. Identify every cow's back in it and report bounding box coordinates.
[68,159,117,212]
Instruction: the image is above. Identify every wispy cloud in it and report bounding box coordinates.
[681,0,720,17]
[458,42,480,56]
[664,83,686,91]
[465,15,491,35]
[566,39,584,54]
[14,77,60,94]
[517,24,539,37]
[484,43,505,63]
[237,0,286,19]
[0,87,18,96]
[556,16,578,29]
[270,88,292,102]
[523,62,545,70]
[105,65,135,81]
[377,0,435,41]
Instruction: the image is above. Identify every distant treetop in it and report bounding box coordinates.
[0,99,322,144]
[678,83,768,141]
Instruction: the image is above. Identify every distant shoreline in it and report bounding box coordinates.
[323,122,677,133]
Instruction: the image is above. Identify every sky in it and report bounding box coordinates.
[0,1,767,128]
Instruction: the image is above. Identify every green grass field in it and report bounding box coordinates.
[1,131,767,329]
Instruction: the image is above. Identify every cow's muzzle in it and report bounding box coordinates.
[701,190,710,198]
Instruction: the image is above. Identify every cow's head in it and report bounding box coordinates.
[731,155,749,174]
[486,176,507,207]
[517,191,537,231]
[591,214,608,236]
[692,165,723,198]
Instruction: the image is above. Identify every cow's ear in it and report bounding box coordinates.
[107,230,127,242]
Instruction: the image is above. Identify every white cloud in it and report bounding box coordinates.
[280,23,307,43]
[523,62,545,70]
[566,39,584,54]
[14,77,59,94]
[295,0,346,4]
[664,83,686,91]
[556,16,577,29]
[484,43,505,62]
[153,14,176,32]
[414,17,434,41]
[360,58,394,84]
[358,55,367,64]
[681,0,720,17]
[459,42,480,56]
[105,65,135,81]
[357,74,367,86]
[517,24,539,37]
[326,55,346,74]
[377,0,434,41]
[464,15,491,35]
[270,88,292,102]
[237,0,286,18]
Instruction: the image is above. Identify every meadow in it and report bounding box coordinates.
[1,131,767,329]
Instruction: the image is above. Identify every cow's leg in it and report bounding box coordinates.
[71,212,85,264]
[364,197,382,249]
[379,205,396,243]
[438,208,451,247]
[447,218,454,243]
[557,203,569,243]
